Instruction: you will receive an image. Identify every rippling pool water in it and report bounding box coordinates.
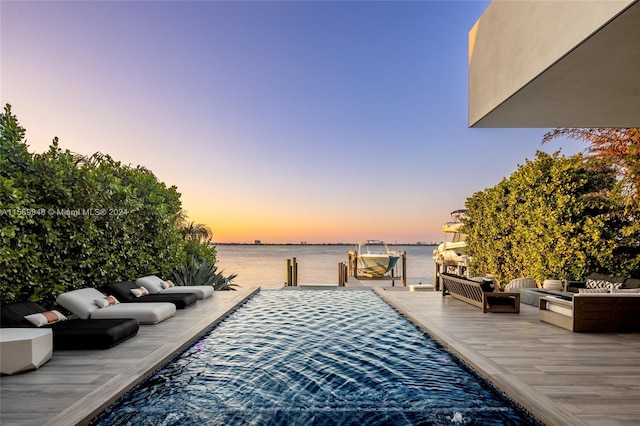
[92,290,538,425]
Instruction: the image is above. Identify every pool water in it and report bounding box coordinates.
[92,290,539,425]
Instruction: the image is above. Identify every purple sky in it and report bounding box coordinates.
[1,1,584,243]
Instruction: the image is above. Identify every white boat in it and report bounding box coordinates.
[433,210,468,264]
[352,240,400,277]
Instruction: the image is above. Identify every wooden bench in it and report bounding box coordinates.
[440,273,520,313]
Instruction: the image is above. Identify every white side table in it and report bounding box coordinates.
[0,328,53,375]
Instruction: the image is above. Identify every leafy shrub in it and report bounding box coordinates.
[464,151,628,285]
[1,104,186,306]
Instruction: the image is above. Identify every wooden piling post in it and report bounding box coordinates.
[292,257,298,286]
[402,252,407,287]
[353,252,358,278]
[286,259,292,286]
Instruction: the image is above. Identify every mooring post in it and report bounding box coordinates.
[292,257,298,286]
[353,252,358,278]
[286,259,292,286]
[347,252,354,277]
[434,260,439,291]
[402,252,407,287]
[338,262,344,286]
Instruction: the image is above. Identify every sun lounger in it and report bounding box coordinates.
[104,281,198,309]
[1,301,139,349]
[57,288,176,325]
[135,275,214,300]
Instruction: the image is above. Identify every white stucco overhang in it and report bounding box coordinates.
[468,0,640,128]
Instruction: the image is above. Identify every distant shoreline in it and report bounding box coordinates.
[214,242,440,247]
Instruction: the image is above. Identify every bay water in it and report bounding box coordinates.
[215,244,437,290]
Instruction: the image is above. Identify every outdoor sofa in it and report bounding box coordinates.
[135,275,214,300]
[537,272,640,332]
[1,301,139,349]
[104,281,198,309]
[539,293,640,332]
[440,273,520,313]
[57,288,176,325]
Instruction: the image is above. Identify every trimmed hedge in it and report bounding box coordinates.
[463,151,631,285]
[1,104,186,307]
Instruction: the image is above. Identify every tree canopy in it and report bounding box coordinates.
[1,104,188,306]
[463,150,635,285]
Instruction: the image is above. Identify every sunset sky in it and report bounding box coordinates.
[2,1,584,244]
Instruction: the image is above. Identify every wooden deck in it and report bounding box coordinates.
[2,287,640,425]
[375,289,640,426]
[0,287,259,426]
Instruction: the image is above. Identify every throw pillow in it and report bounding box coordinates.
[161,280,175,289]
[623,278,640,289]
[606,282,623,292]
[586,278,613,289]
[480,279,495,293]
[94,295,120,308]
[24,310,67,327]
[130,287,149,297]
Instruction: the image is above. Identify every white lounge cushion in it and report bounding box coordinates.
[57,288,176,324]
[545,300,573,317]
[612,288,640,293]
[89,303,175,324]
[154,286,213,299]
[578,288,609,293]
[136,275,165,294]
[57,288,104,319]
[136,275,214,300]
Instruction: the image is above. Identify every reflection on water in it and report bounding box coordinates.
[215,244,437,290]
[91,291,539,425]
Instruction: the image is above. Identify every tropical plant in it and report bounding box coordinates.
[179,220,213,241]
[175,215,217,264]
[542,128,640,204]
[543,128,640,275]
[463,151,627,285]
[172,257,238,290]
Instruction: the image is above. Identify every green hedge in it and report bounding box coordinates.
[463,151,631,285]
[1,104,186,307]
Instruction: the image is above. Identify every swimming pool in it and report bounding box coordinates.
[92,290,539,425]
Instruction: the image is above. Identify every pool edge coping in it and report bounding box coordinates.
[52,286,261,426]
[373,288,581,426]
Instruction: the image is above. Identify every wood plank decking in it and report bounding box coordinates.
[2,288,640,425]
[375,289,640,426]
[0,287,259,426]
